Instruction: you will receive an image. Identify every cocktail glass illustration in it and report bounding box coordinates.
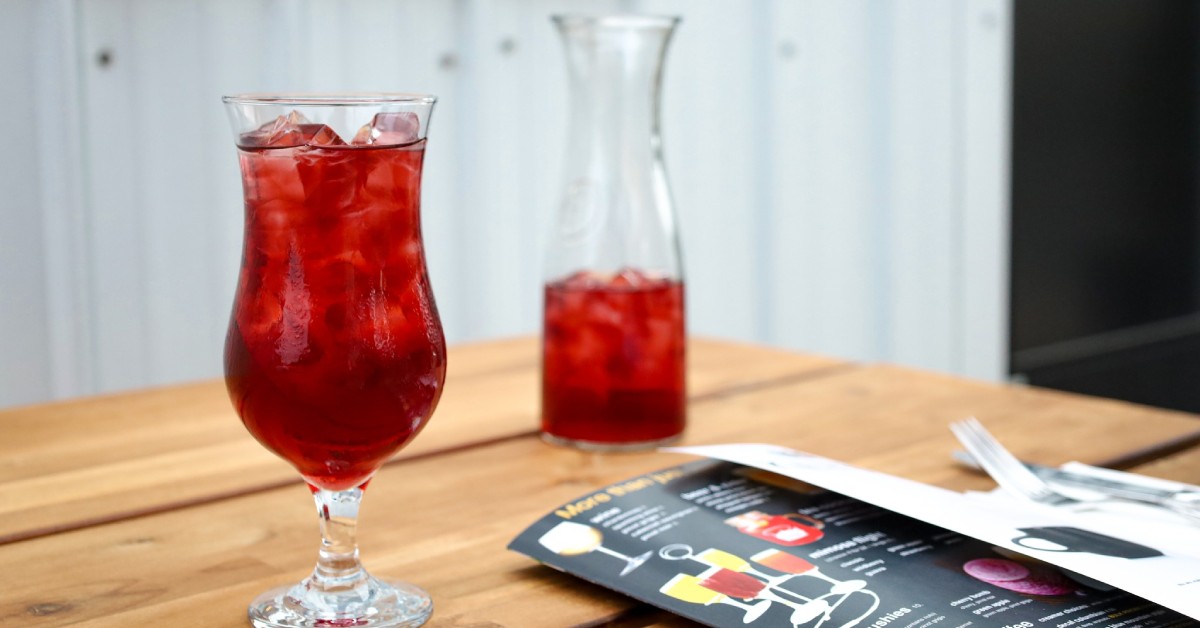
[697,567,833,626]
[751,549,881,627]
[538,521,652,576]
[813,587,879,628]
[752,549,867,592]
[660,544,791,588]
[660,573,771,623]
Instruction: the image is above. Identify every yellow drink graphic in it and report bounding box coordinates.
[537,521,652,576]
[538,521,602,556]
[697,548,751,571]
[660,574,724,604]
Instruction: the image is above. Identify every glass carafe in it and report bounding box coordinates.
[541,15,686,451]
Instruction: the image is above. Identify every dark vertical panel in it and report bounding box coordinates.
[1010,0,1200,411]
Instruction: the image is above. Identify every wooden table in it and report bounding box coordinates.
[2,337,1198,626]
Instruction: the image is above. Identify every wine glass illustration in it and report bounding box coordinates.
[697,566,833,625]
[660,573,771,623]
[538,521,652,576]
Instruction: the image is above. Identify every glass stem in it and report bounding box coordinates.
[593,545,629,561]
[310,488,369,591]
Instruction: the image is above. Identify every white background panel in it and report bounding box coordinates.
[0,0,1011,407]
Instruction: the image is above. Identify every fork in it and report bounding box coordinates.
[950,417,1081,507]
[950,417,1200,525]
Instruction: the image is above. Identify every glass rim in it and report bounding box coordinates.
[552,14,680,30]
[221,92,437,106]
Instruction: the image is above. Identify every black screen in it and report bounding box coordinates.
[1010,0,1200,411]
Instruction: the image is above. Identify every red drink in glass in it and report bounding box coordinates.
[224,95,442,628]
[541,269,685,447]
[224,118,446,492]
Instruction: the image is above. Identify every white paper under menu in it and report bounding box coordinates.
[665,444,1200,620]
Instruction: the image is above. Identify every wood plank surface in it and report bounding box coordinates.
[657,363,1200,491]
[1,349,1196,627]
[0,337,843,543]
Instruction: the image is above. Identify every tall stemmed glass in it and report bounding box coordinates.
[222,93,445,628]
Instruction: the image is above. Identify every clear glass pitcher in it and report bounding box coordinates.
[541,15,686,451]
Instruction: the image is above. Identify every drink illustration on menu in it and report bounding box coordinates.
[657,543,879,627]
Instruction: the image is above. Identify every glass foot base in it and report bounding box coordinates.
[540,431,681,452]
[248,575,432,628]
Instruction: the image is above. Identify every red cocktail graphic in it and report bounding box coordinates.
[696,567,832,625]
[725,511,826,546]
[660,573,771,623]
[752,549,880,626]
[700,568,767,599]
[541,269,685,448]
[754,550,817,574]
[752,549,867,593]
[223,93,442,628]
[660,543,785,585]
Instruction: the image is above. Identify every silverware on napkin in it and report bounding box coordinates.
[954,450,1200,503]
[951,441,1200,524]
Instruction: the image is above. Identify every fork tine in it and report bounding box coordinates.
[963,418,1047,489]
[952,425,1030,500]
[959,418,1046,492]
[950,421,1004,487]
[951,417,1048,500]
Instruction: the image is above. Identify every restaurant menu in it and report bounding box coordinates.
[508,444,1200,628]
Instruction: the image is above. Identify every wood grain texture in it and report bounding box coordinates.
[0,340,1196,627]
[0,337,842,543]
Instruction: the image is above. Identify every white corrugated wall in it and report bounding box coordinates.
[0,0,1011,407]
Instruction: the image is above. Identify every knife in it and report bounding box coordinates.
[953,450,1200,512]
